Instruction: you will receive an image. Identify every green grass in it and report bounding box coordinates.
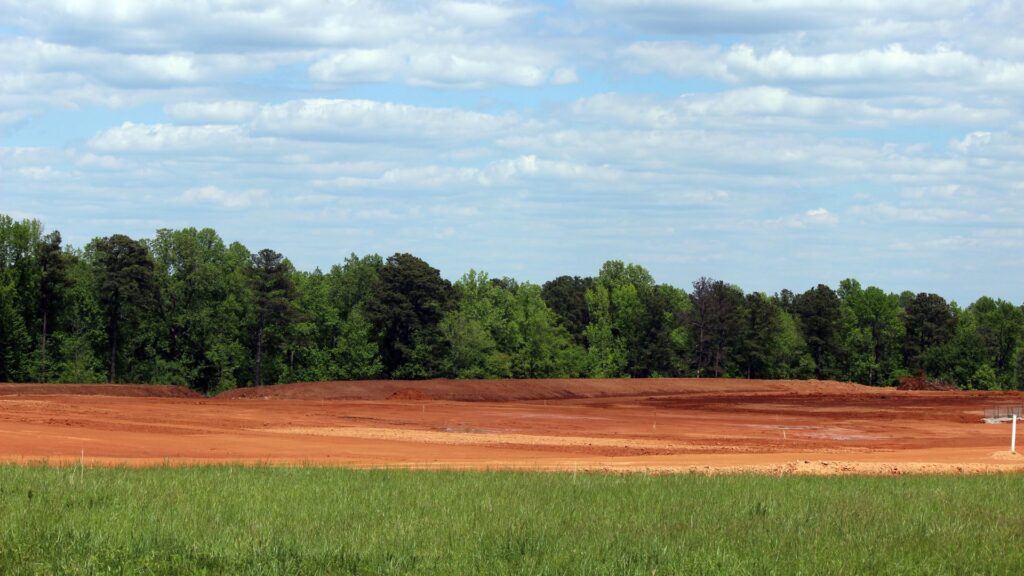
[1,466,1023,575]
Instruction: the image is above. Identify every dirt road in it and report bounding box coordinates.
[1,379,1023,475]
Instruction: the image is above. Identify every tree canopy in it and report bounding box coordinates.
[2,212,1023,392]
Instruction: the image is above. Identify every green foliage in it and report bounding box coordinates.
[583,283,628,377]
[509,283,584,378]
[332,306,384,380]
[791,284,841,379]
[836,280,906,386]
[442,270,512,378]
[970,364,1000,390]
[3,466,1024,574]
[92,234,158,383]
[148,228,253,391]
[365,253,452,379]
[0,280,32,381]
[249,249,300,386]
[688,277,744,377]
[541,275,593,344]
[632,284,690,377]
[903,293,956,372]
[2,211,1022,391]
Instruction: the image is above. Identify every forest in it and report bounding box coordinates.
[1,213,1022,393]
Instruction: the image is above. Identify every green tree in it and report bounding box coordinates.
[35,231,70,381]
[791,284,841,379]
[835,280,906,386]
[0,215,42,381]
[149,228,251,391]
[583,283,628,377]
[249,249,300,386]
[441,270,512,378]
[633,284,690,377]
[541,275,593,344]
[770,309,815,379]
[93,234,157,383]
[0,280,32,381]
[332,306,384,379]
[687,277,744,377]
[509,283,583,378]
[364,253,452,378]
[903,292,956,374]
[738,293,783,379]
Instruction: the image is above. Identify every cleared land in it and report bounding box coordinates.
[1,378,1024,474]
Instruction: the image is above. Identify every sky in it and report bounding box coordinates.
[2,0,1023,304]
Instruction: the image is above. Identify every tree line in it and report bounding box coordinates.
[2,214,1023,392]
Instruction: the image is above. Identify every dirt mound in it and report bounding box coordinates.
[0,383,201,398]
[897,373,958,391]
[388,388,433,400]
[216,378,880,402]
[3,382,1024,475]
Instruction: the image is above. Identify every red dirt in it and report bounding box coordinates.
[215,377,872,401]
[388,388,434,400]
[2,378,1024,475]
[897,373,958,391]
[0,383,201,398]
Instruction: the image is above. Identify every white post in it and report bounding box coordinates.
[1012,415,1018,454]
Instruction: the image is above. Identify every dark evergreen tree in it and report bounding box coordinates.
[249,249,299,386]
[364,253,452,378]
[791,284,841,379]
[35,231,70,381]
[541,275,593,344]
[93,234,157,383]
[739,293,783,379]
[903,292,956,373]
[687,277,744,377]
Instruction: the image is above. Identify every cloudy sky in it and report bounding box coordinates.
[2,1,1023,303]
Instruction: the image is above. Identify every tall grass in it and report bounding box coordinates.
[1,465,1022,574]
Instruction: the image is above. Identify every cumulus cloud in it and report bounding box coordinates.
[164,101,260,124]
[180,186,265,209]
[249,99,517,141]
[314,155,626,190]
[89,122,252,153]
[310,43,573,88]
[580,0,973,34]
[621,42,1024,91]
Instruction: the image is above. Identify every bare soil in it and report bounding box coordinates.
[2,378,1023,475]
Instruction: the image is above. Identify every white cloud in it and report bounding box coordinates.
[768,207,839,228]
[850,203,972,223]
[308,49,406,84]
[951,131,992,154]
[310,43,573,88]
[249,99,517,141]
[804,208,838,225]
[314,155,626,190]
[581,0,973,33]
[180,185,265,209]
[89,122,252,153]
[620,42,1024,93]
[164,101,260,124]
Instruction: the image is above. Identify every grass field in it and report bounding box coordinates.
[1,466,1023,574]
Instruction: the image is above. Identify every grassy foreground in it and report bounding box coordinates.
[1,466,1023,575]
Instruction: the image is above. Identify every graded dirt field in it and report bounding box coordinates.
[2,378,1024,475]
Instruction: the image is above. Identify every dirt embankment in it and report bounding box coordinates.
[215,377,880,402]
[0,384,201,398]
[2,378,1024,475]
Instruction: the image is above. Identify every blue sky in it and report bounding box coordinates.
[2,0,1023,304]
